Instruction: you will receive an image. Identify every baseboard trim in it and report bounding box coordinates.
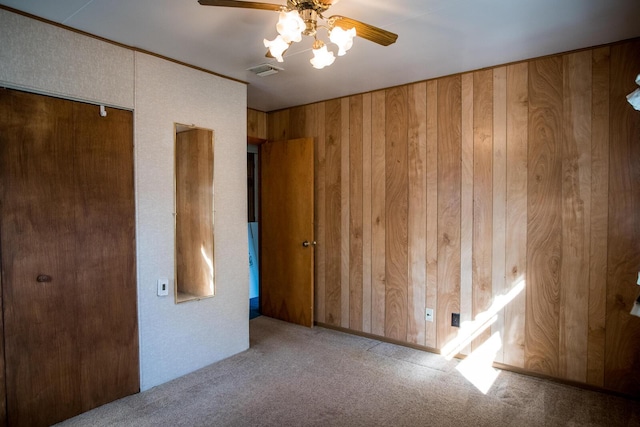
[315,321,639,401]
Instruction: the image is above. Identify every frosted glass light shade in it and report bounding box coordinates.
[329,27,356,56]
[264,35,289,62]
[310,44,335,69]
[276,10,305,43]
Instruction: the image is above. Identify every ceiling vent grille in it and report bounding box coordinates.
[247,63,283,77]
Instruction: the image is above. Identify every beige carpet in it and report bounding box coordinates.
[58,316,639,426]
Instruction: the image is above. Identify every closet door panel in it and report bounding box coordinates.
[0,89,138,427]
[72,103,139,410]
[0,90,82,426]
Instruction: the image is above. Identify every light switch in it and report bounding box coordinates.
[157,278,169,296]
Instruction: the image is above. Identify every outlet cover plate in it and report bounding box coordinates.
[451,312,460,327]
[425,308,434,322]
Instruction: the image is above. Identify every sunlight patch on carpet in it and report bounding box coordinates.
[456,332,503,394]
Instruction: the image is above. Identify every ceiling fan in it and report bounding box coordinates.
[198,0,398,69]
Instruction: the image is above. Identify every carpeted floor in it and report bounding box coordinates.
[57,316,640,427]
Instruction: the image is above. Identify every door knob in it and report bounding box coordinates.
[302,240,317,248]
[36,274,52,283]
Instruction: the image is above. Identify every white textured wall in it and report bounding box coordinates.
[0,9,134,109]
[135,52,248,390]
[0,8,249,392]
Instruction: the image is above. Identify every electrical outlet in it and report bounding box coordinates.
[157,278,169,296]
[451,312,460,327]
[425,308,434,322]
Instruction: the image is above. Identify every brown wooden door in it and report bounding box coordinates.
[260,138,314,327]
[0,89,139,427]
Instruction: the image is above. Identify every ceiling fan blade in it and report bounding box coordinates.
[329,15,398,46]
[198,0,283,11]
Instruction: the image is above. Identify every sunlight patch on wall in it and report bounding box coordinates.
[441,278,526,360]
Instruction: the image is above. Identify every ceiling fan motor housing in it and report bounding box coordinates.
[286,0,333,37]
[300,9,318,36]
[286,0,331,14]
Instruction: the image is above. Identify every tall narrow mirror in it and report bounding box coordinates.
[174,124,215,303]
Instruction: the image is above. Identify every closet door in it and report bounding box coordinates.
[0,89,139,427]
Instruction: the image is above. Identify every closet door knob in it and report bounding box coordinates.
[36,274,52,283]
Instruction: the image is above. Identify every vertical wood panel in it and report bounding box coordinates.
[324,99,342,325]
[560,51,592,382]
[310,103,327,324]
[371,90,387,336]
[289,106,307,139]
[341,98,351,328]
[587,47,609,387]
[605,39,640,396]
[425,81,439,348]
[350,95,364,331]
[525,57,563,377]
[460,73,474,355]
[472,69,494,350]
[362,93,373,333]
[407,82,427,346]
[385,86,409,341]
[492,66,507,362]
[268,109,289,141]
[437,75,462,348]
[247,108,267,140]
[504,62,528,368]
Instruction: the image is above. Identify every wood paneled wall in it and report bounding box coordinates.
[266,39,640,396]
[247,108,267,141]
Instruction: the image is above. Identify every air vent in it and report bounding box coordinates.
[247,63,283,77]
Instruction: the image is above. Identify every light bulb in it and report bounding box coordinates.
[310,41,335,69]
[263,35,289,62]
[329,26,356,56]
[276,10,305,43]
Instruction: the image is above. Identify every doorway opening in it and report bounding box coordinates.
[248,145,260,319]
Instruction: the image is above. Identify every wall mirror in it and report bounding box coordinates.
[174,124,215,303]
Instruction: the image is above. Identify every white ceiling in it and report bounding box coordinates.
[2,0,640,112]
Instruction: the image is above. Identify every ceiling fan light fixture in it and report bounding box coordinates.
[310,39,335,69]
[198,0,397,70]
[329,26,356,56]
[276,10,305,43]
[264,35,289,62]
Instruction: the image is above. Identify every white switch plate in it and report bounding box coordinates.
[157,278,169,296]
[425,308,434,322]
